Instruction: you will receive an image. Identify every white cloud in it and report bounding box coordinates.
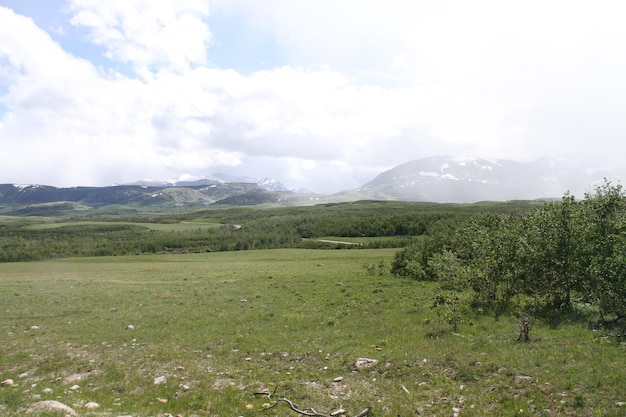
[67,0,212,76]
[1,1,626,192]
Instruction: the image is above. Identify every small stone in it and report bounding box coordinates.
[333,376,343,382]
[245,404,254,410]
[1,379,14,386]
[69,384,80,391]
[157,398,168,403]
[30,325,40,330]
[497,367,507,374]
[616,401,626,407]
[18,372,29,379]
[126,324,135,330]
[42,388,53,394]
[355,358,379,369]
[154,376,166,385]
[515,375,533,383]
[85,401,100,409]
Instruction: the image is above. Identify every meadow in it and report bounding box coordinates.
[1,249,625,417]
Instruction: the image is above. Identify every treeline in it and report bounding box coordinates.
[392,180,626,332]
[0,200,538,262]
[0,223,301,262]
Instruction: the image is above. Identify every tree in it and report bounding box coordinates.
[451,213,521,320]
[428,250,473,332]
[520,193,583,309]
[390,237,436,280]
[579,180,626,326]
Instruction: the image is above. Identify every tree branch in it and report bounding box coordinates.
[255,387,372,417]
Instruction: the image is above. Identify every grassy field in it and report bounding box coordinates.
[1,249,625,416]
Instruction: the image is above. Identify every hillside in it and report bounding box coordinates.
[357,156,617,203]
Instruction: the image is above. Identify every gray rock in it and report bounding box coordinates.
[28,400,77,416]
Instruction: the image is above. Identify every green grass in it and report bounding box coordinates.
[1,249,625,416]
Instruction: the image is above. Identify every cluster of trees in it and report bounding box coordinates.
[392,180,626,333]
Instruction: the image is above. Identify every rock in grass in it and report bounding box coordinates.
[154,375,166,385]
[1,379,14,386]
[355,358,379,369]
[28,400,77,416]
[85,402,100,409]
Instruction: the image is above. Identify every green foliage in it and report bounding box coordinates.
[390,237,434,280]
[431,287,472,332]
[396,179,626,334]
[580,181,626,324]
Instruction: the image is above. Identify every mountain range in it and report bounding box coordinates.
[0,156,621,214]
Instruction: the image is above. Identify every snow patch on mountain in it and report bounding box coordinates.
[257,177,290,192]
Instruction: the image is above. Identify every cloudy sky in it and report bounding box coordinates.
[1,1,625,193]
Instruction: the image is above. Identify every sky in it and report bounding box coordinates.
[0,1,625,193]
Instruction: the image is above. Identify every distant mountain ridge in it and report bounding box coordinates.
[0,181,286,215]
[0,156,622,214]
[125,173,290,192]
[358,156,618,203]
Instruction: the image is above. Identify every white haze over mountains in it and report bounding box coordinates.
[1,1,626,193]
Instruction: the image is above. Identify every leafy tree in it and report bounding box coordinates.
[451,213,521,320]
[390,237,434,280]
[520,193,583,309]
[579,180,626,326]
